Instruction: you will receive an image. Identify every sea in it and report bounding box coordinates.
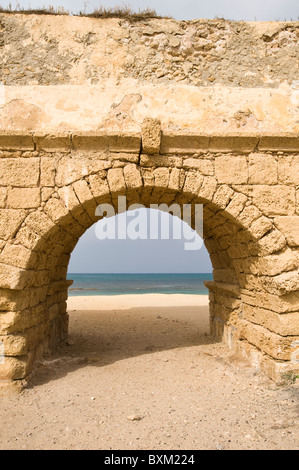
[67,273,213,296]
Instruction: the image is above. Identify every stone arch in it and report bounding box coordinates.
[1,155,298,394]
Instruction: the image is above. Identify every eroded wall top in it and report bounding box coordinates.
[0,14,298,134]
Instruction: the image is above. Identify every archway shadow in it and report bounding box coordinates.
[26,304,221,388]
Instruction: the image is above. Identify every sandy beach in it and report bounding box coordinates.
[0,294,298,450]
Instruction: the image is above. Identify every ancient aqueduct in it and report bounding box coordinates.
[0,13,299,394]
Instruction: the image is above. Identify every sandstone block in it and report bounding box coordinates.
[250,216,273,239]
[7,188,40,209]
[198,177,218,200]
[0,133,34,151]
[252,185,296,216]
[124,164,143,190]
[160,133,209,154]
[239,320,299,361]
[251,248,297,276]
[0,209,26,240]
[212,185,234,209]
[58,186,92,228]
[258,135,299,152]
[72,179,98,222]
[262,270,299,295]
[241,290,299,314]
[0,334,28,356]
[0,356,29,380]
[258,229,286,255]
[154,167,170,189]
[238,205,261,229]
[183,158,214,175]
[242,304,299,336]
[40,157,57,187]
[249,153,278,184]
[0,188,7,208]
[225,192,248,219]
[25,211,56,238]
[34,134,72,152]
[56,156,111,187]
[168,168,183,192]
[209,135,258,153]
[0,244,35,270]
[0,263,28,290]
[141,118,161,154]
[215,155,248,184]
[89,174,111,205]
[274,216,299,246]
[278,155,299,184]
[107,168,126,195]
[140,154,182,168]
[73,133,141,153]
[0,158,39,187]
[44,197,69,225]
[183,171,203,196]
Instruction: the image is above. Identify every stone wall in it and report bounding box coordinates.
[0,125,298,394]
[1,15,298,88]
[0,14,298,393]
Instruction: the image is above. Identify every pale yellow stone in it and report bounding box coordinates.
[249,153,278,184]
[107,168,126,195]
[7,188,40,209]
[183,171,203,195]
[215,155,248,184]
[242,304,299,336]
[0,158,39,187]
[213,185,234,209]
[278,155,299,185]
[0,209,26,240]
[252,185,296,216]
[274,216,299,246]
[0,188,7,208]
[239,320,299,361]
[183,158,214,176]
[124,164,143,190]
[141,118,161,154]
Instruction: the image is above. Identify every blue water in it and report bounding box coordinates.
[67,273,213,296]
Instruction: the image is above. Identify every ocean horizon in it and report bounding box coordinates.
[67,273,213,296]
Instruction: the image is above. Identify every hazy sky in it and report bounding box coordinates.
[4,0,297,272]
[69,210,212,273]
[1,0,298,21]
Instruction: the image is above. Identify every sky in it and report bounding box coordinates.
[3,0,297,273]
[69,209,212,273]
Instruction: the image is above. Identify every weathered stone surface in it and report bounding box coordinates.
[0,158,39,187]
[278,156,299,184]
[239,320,299,361]
[56,156,111,187]
[0,209,26,240]
[1,15,299,393]
[141,118,161,154]
[249,153,278,185]
[215,156,248,184]
[252,186,296,216]
[7,188,40,209]
[242,304,299,336]
[107,168,126,195]
[274,217,299,246]
[262,270,299,295]
[0,188,7,208]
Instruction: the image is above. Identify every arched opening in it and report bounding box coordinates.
[59,207,213,372]
[0,164,297,393]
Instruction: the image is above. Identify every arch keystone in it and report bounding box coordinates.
[141,118,162,155]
